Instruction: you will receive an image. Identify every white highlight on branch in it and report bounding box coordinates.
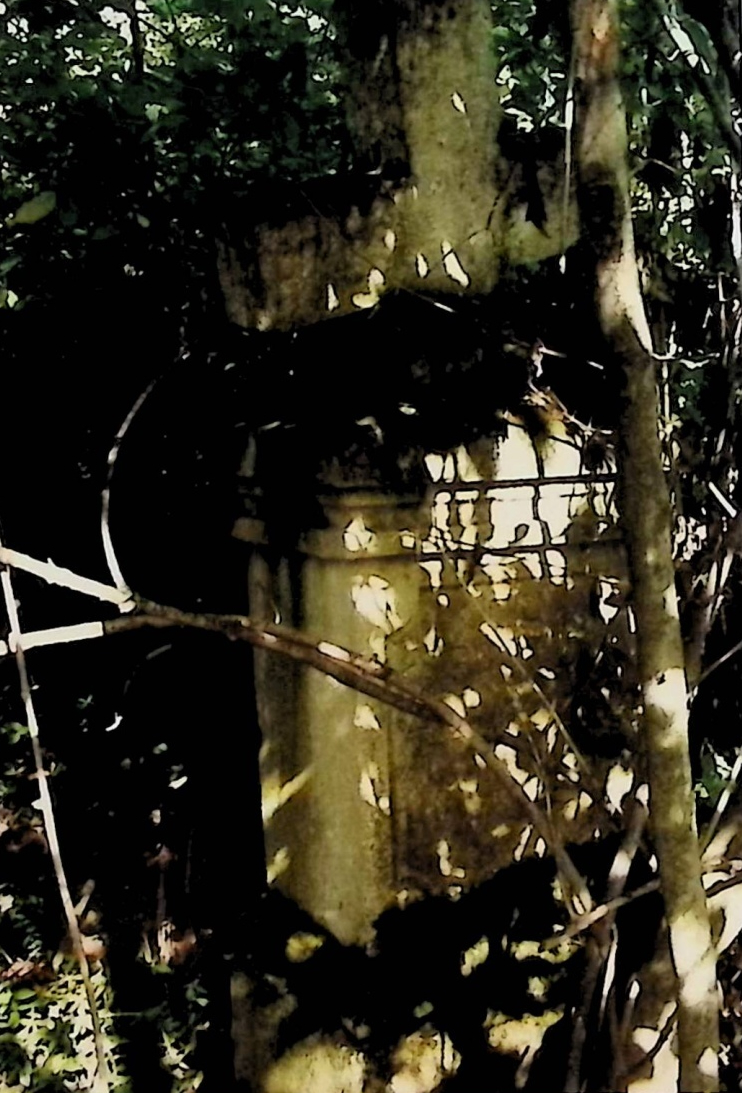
[0,547,133,610]
[4,621,105,655]
[102,375,160,597]
[709,481,738,518]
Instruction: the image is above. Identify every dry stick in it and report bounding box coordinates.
[0,562,110,1093]
[0,547,131,610]
[601,796,650,1088]
[101,375,161,599]
[697,635,742,689]
[484,621,593,782]
[564,796,649,1092]
[544,867,742,955]
[543,879,660,950]
[559,30,577,274]
[564,930,605,1092]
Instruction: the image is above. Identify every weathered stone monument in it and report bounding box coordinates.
[234,404,630,947]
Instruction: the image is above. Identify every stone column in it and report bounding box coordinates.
[236,456,429,946]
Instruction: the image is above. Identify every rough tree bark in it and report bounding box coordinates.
[570,0,719,1089]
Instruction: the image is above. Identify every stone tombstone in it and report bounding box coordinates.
[234,405,632,946]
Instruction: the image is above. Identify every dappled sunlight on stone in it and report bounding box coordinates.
[495,744,531,786]
[494,422,540,480]
[424,452,444,482]
[246,398,631,948]
[485,485,540,547]
[326,282,340,311]
[263,1036,366,1093]
[539,481,587,543]
[423,625,444,656]
[415,252,430,278]
[513,824,533,862]
[343,516,376,553]
[545,548,569,586]
[455,444,483,481]
[388,1030,460,1093]
[359,763,392,816]
[461,936,489,976]
[351,266,386,310]
[354,703,381,732]
[351,574,405,634]
[266,846,290,885]
[597,575,622,622]
[562,791,593,821]
[441,240,470,287]
[485,1008,563,1058]
[262,768,312,825]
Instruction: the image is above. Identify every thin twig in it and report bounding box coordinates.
[0,547,131,610]
[563,794,649,1092]
[696,635,742,687]
[101,375,162,598]
[543,865,742,953]
[560,34,577,273]
[543,879,660,949]
[0,558,110,1092]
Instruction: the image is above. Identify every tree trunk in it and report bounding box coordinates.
[570,1,719,1089]
[218,0,577,330]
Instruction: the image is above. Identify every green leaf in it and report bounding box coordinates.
[6,191,57,226]
[0,255,21,276]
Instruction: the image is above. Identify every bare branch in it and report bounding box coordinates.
[101,375,161,599]
[0,547,132,611]
[543,879,660,950]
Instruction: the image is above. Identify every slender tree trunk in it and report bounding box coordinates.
[570,1,719,1089]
